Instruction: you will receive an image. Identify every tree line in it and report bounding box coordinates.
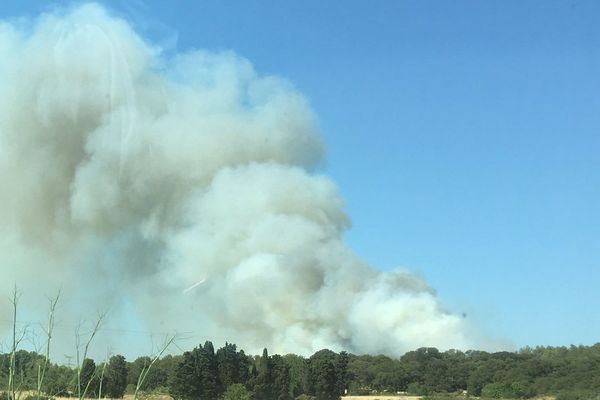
[2,343,600,400]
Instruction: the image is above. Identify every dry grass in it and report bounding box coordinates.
[53,396,174,400]
[343,396,422,400]
[124,395,174,400]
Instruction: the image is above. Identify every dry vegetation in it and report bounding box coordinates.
[342,396,422,400]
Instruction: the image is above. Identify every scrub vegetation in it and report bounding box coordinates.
[3,340,600,400]
[2,290,600,400]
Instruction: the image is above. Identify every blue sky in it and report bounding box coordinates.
[3,0,599,351]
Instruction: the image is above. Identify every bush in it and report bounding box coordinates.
[348,387,371,396]
[480,381,536,399]
[223,384,251,400]
[556,390,598,400]
[295,395,316,400]
[24,396,51,400]
[407,382,431,396]
[481,383,506,399]
[151,386,170,395]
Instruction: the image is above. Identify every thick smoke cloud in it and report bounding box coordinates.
[0,4,489,357]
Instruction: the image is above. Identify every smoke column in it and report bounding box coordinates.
[0,3,490,357]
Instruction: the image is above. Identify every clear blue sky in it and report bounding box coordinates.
[3,0,599,351]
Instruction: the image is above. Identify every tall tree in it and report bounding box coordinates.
[105,355,128,398]
[271,355,291,400]
[252,349,274,400]
[307,350,339,400]
[334,352,349,397]
[170,351,199,400]
[217,342,250,396]
[79,358,96,397]
[198,341,219,399]
[283,354,305,399]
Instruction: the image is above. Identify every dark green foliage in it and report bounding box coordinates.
[283,354,305,399]
[223,383,252,400]
[271,355,291,400]
[555,390,598,400]
[79,358,96,397]
[421,395,459,400]
[4,342,600,400]
[294,395,315,400]
[169,351,199,400]
[216,343,250,396]
[45,364,76,396]
[217,343,239,392]
[305,350,338,400]
[333,352,349,397]
[105,355,128,398]
[197,341,219,399]
[170,341,231,399]
[127,355,170,391]
[251,348,275,400]
[248,348,292,400]
[0,351,46,392]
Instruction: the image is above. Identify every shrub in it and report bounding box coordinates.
[126,384,137,395]
[223,384,251,400]
[407,382,431,396]
[24,396,51,400]
[556,390,598,400]
[151,387,170,395]
[295,395,316,400]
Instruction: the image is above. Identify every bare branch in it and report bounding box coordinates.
[8,285,27,400]
[36,289,61,400]
[133,334,177,400]
[76,311,107,400]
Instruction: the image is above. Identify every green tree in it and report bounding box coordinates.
[307,350,338,400]
[169,351,199,400]
[282,354,305,399]
[217,342,249,395]
[79,358,96,397]
[105,355,128,398]
[334,352,349,396]
[223,383,252,400]
[270,355,291,400]
[252,349,274,400]
[198,341,219,399]
[169,343,220,400]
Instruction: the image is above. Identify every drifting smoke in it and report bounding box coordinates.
[0,4,490,357]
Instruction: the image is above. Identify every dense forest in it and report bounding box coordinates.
[2,343,600,400]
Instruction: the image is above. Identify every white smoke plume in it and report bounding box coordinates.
[0,3,491,357]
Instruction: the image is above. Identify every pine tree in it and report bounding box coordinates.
[170,351,199,400]
[79,358,97,397]
[198,341,219,399]
[307,350,338,400]
[252,348,274,400]
[217,342,250,397]
[105,355,128,398]
[271,355,291,400]
[334,351,349,397]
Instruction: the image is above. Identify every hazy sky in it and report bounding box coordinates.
[2,0,599,356]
